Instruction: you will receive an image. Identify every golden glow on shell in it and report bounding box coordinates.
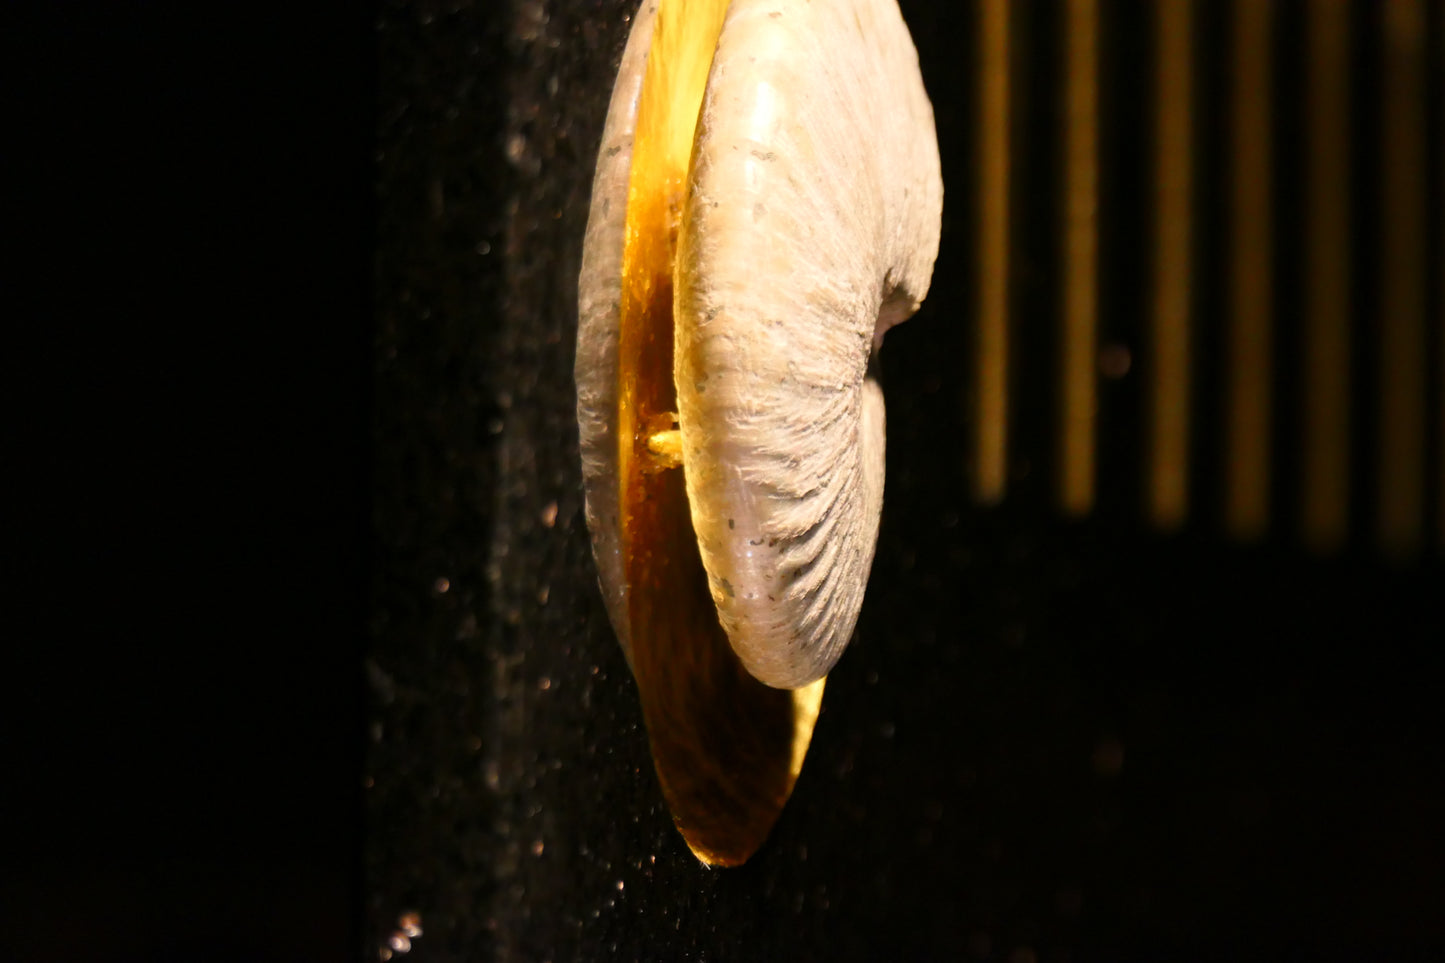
[577,0,940,866]
[612,0,825,868]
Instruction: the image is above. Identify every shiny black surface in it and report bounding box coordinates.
[366,1,1444,960]
[15,1,1440,960]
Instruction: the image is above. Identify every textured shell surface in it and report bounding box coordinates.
[675,0,942,688]
[575,0,659,663]
[576,0,942,689]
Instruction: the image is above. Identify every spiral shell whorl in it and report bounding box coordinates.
[675,0,942,688]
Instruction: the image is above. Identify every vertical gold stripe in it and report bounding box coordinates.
[975,0,1010,504]
[1440,7,1445,555]
[1301,0,1351,553]
[1148,0,1193,530]
[1060,0,1099,516]
[1377,0,1427,557]
[1225,0,1275,540]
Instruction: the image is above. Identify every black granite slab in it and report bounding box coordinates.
[366,1,1445,960]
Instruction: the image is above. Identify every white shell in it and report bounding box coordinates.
[575,0,658,659]
[577,0,942,688]
[676,0,941,688]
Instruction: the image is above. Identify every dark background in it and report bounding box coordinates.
[7,1,369,959]
[9,1,1443,961]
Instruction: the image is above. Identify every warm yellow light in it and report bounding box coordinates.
[611,0,825,868]
[617,0,730,516]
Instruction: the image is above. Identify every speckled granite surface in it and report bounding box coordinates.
[366,2,1445,960]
